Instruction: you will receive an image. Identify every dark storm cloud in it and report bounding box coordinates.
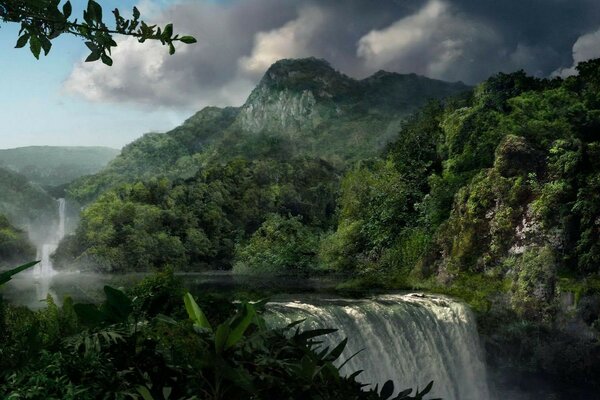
[64,0,600,109]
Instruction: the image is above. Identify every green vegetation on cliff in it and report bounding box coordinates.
[0,215,35,267]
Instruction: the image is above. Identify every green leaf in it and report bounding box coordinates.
[15,34,30,49]
[101,54,113,66]
[63,1,72,18]
[183,292,212,331]
[103,286,132,320]
[73,303,105,326]
[225,303,256,349]
[29,35,42,59]
[0,261,39,286]
[163,23,173,39]
[133,6,140,20]
[85,51,101,62]
[179,36,197,44]
[214,323,230,354]
[136,386,155,400]
[87,0,102,22]
[168,42,175,56]
[40,36,52,56]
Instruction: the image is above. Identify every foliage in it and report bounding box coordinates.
[0,216,36,267]
[0,270,436,400]
[66,59,469,204]
[57,158,339,272]
[1,0,196,65]
[234,213,321,275]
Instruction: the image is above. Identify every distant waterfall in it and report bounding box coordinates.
[267,293,491,400]
[33,198,66,278]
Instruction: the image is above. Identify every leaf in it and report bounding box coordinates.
[101,54,113,66]
[168,42,175,56]
[163,23,173,39]
[183,292,212,331]
[15,34,30,49]
[29,35,42,59]
[73,303,105,326]
[325,337,347,362]
[225,303,256,349]
[285,319,306,330]
[348,370,363,381]
[85,51,101,62]
[417,381,434,396]
[396,388,412,398]
[103,286,132,320]
[87,0,102,22]
[179,36,197,44]
[380,380,394,400]
[133,6,140,20]
[214,323,230,354]
[63,1,72,18]
[0,261,39,286]
[295,328,337,341]
[40,36,52,56]
[137,386,155,400]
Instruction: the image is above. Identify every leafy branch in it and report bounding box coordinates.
[0,0,197,65]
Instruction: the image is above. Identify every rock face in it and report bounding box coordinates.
[236,58,469,150]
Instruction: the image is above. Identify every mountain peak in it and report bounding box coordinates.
[257,57,353,94]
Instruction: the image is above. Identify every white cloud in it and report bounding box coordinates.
[553,28,600,77]
[356,0,499,80]
[238,6,326,77]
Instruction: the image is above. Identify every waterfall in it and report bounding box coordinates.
[267,293,491,400]
[33,198,65,278]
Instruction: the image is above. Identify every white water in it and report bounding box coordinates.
[33,198,65,278]
[268,293,491,400]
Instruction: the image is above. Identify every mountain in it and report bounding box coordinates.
[0,166,58,245]
[67,58,469,203]
[0,214,35,268]
[0,146,120,187]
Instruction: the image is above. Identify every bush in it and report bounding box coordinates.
[233,214,321,275]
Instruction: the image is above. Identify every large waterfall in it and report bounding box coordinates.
[268,293,491,400]
[33,198,66,278]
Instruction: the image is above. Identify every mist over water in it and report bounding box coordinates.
[33,198,65,278]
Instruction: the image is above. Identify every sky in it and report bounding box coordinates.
[2,0,600,149]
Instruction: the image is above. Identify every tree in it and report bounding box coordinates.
[0,0,196,65]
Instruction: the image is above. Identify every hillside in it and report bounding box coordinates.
[0,214,35,268]
[0,166,58,244]
[0,146,120,187]
[67,58,469,203]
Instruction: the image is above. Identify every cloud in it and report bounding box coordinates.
[356,0,500,81]
[553,28,600,77]
[64,0,298,109]
[62,0,600,109]
[239,6,327,77]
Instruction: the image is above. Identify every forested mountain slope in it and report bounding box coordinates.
[55,59,600,396]
[0,214,35,268]
[0,146,119,187]
[67,58,469,203]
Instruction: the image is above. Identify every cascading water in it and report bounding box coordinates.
[33,198,65,278]
[267,293,491,400]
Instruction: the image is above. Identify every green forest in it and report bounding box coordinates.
[2,35,600,399]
